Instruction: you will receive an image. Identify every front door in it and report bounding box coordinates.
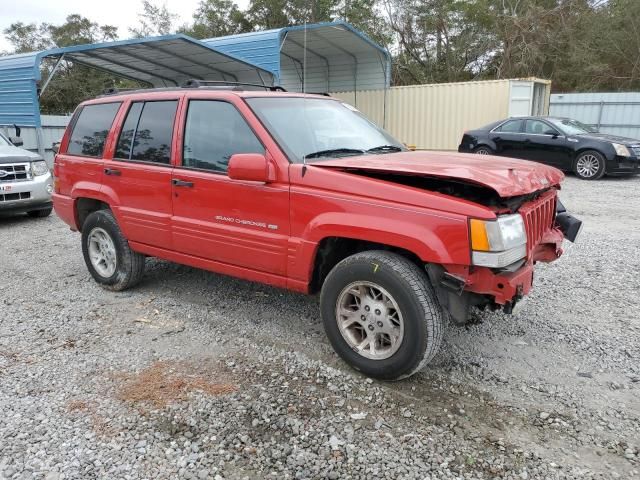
[170,99,289,276]
[101,99,179,249]
[520,119,572,168]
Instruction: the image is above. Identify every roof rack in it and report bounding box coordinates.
[101,87,142,96]
[181,79,287,92]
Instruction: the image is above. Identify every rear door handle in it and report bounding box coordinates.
[172,179,194,187]
[104,168,121,176]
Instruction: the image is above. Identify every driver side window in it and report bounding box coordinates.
[182,100,264,173]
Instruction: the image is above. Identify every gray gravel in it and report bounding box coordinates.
[1,175,639,479]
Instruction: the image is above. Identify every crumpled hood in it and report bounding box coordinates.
[0,145,41,164]
[312,150,564,198]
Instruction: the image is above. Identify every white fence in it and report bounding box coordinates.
[550,92,640,140]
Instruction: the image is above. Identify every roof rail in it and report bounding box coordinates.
[181,79,287,92]
[101,87,141,96]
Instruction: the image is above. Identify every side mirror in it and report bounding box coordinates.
[227,153,274,183]
[9,136,23,147]
[52,142,60,154]
[545,130,559,138]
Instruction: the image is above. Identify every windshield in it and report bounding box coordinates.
[246,97,405,162]
[0,132,11,146]
[548,118,597,135]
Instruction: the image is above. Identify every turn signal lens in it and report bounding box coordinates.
[470,219,490,252]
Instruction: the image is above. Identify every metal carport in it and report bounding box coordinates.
[203,21,391,94]
[0,34,276,156]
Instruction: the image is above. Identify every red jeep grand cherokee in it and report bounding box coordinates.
[53,83,582,380]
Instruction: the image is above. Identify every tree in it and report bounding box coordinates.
[130,1,178,38]
[181,0,253,39]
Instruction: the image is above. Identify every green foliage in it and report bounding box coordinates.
[130,1,178,38]
[180,0,254,38]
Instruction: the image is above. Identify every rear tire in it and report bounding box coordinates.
[81,210,145,291]
[320,251,444,380]
[474,146,494,155]
[573,150,606,180]
[27,208,52,218]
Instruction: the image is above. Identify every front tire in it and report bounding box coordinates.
[320,251,444,380]
[81,210,145,291]
[574,150,606,180]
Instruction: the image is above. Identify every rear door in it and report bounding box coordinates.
[170,97,290,275]
[101,99,179,249]
[489,119,528,158]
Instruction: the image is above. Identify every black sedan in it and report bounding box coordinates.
[458,116,640,180]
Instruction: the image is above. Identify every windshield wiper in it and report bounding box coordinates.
[366,145,403,153]
[304,148,365,160]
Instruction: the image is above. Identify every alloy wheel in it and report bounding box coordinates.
[88,227,117,278]
[576,154,600,178]
[335,281,404,360]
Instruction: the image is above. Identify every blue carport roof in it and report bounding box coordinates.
[203,21,391,88]
[0,34,276,127]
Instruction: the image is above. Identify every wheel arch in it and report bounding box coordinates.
[308,236,425,294]
[75,197,111,231]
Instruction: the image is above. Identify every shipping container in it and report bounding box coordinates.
[334,78,551,150]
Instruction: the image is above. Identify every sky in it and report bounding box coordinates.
[0,0,247,52]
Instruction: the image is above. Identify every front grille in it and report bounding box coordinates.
[0,191,31,202]
[519,190,557,256]
[0,164,29,182]
[630,145,640,157]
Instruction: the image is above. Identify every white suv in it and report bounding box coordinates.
[0,130,53,218]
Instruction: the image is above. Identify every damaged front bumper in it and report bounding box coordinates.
[429,206,582,324]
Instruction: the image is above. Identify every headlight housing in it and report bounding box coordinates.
[612,143,631,157]
[31,160,49,176]
[470,214,527,268]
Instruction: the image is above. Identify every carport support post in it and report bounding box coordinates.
[35,127,46,159]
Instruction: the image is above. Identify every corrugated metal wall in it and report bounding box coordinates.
[1,115,69,166]
[204,22,389,93]
[335,79,515,150]
[0,52,41,127]
[550,92,640,139]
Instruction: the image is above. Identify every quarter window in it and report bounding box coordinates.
[67,102,121,157]
[183,100,264,173]
[495,119,523,133]
[115,100,178,164]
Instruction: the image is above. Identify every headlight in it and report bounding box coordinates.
[470,214,527,268]
[31,160,49,176]
[612,143,631,157]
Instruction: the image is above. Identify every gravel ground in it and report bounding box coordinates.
[1,175,639,480]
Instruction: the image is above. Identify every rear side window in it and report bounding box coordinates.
[182,100,264,173]
[67,103,121,157]
[495,119,523,133]
[115,100,178,164]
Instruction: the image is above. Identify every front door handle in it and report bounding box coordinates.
[104,168,121,176]
[172,178,194,187]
